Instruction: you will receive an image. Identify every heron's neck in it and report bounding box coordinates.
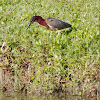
[37,19,49,29]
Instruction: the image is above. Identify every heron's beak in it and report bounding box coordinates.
[26,22,31,30]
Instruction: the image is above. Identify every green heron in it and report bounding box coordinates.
[26,16,72,31]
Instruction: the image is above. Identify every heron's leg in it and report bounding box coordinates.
[50,31,53,38]
[56,30,61,37]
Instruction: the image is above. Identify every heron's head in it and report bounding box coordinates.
[26,16,43,30]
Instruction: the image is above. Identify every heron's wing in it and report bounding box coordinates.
[46,18,72,30]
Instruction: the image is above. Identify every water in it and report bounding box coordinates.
[0,91,82,100]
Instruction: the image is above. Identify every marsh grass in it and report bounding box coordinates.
[0,0,99,98]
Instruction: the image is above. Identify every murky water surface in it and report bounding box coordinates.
[0,91,83,100]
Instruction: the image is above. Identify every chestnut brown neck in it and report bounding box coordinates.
[37,18,49,29]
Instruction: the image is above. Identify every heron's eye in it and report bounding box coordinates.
[35,18,38,21]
